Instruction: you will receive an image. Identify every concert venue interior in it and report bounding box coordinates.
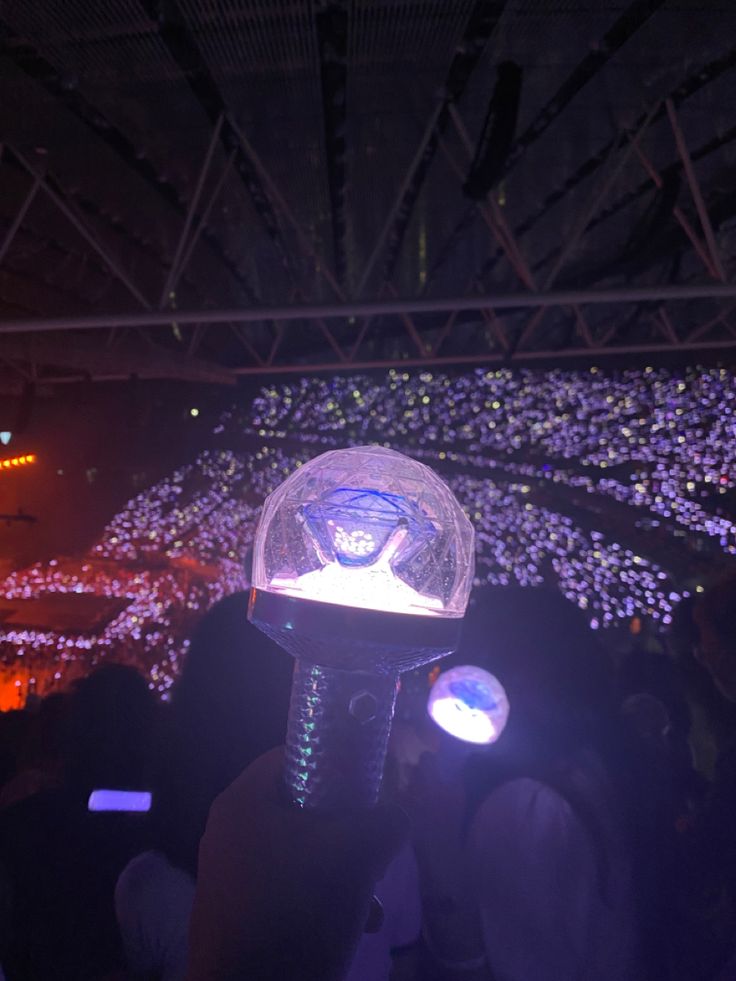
[1,3,736,980]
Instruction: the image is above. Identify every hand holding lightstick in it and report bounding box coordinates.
[248,445,474,810]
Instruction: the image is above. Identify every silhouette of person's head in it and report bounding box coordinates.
[64,663,157,797]
[458,586,614,767]
[693,575,736,702]
[160,591,293,872]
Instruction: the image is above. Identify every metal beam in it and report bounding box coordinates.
[227,114,344,300]
[174,152,235,293]
[547,105,661,291]
[445,108,595,343]
[292,287,347,363]
[500,0,668,182]
[225,336,736,376]
[0,21,257,302]
[657,308,680,345]
[665,98,727,282]
[383,281,430,356]
[159,114,225,308]
[10,148,152,309]
[266,322,284,367]
[482,307,510,352]
[356,99,446,296]
[445,107,536,291]
[22,327,736,385]
[30,329,736,385]
[432,47,736,301]
[2,282,736,335]
[628,134,719,280]
[144,0,292,279]
[515,102,660,350]
[431,309,459,357]
[357,0,507,294]
[686,302,736,343]
[315,0,349,285]
[230,322,264,366]
[0,177,41,267]
[573,306,594,347]
[0,333,234,384]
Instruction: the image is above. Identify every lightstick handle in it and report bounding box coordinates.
[283,661,399,810]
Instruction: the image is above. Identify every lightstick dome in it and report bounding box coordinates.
[428,665,510,744]
[251,445,474,617]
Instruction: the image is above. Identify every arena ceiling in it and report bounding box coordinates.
[0,0,735,386]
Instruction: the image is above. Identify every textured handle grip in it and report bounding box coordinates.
[284,661,399,810]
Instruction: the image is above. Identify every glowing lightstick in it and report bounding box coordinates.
[87,789,152,813]
[248,445,474,809]
[427,665,509,745]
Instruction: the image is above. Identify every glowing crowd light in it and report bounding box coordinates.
[0,453,36,470]
[3,364,736,699]
[245,366,736,557]
[87,789,152,813]
[428,665,510,745]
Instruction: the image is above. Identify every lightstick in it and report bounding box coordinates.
[248,445,474,809]
[427,665,509,745]
[87,789,152,813]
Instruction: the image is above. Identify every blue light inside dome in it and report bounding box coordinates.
[448,677,498,712]
[88,789,152,812]
[303,487,435,568]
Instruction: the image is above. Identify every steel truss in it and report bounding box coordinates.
[0,83,734,382]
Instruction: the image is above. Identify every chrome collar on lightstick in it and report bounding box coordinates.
[248,445,474,809]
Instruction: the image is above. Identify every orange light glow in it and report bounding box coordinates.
[0,453,37,472]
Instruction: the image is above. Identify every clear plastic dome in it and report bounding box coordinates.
[427,665,509,745]
[252,445,474,617]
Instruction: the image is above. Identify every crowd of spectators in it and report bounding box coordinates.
[0,577,735,979]
[0,364,735,977]
[4,365,735,699]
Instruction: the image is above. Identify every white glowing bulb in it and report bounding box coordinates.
[272,562,444,615]
[271,526,444,615]
[427,665,509,745]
